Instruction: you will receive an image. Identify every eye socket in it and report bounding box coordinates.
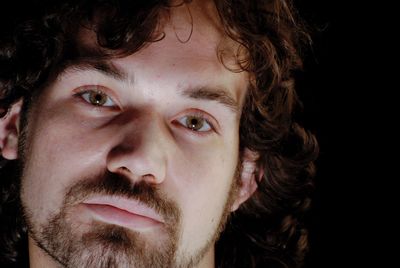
[176,115,213,132]
[76,89,116,107]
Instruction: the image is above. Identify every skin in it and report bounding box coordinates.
[0,1,259,267]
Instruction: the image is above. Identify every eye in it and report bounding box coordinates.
[176,115,213,132]
[77,89,116,107]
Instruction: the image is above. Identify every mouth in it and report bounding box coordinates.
[81,196,164,230]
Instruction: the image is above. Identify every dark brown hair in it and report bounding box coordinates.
[0,0,318,267]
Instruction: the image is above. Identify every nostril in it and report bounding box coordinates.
[143,174,161,184]
[116,166,131,175]
[143,174,153,179]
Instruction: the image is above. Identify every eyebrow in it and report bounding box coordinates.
[181,87,240,114]
[58,59,240,114]
[58,59,129,83]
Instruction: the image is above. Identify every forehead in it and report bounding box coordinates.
[79,0,237,54]
[68,1,248,106]
[110,21,245,94]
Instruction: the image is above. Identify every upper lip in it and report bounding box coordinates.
[82,195,164,223]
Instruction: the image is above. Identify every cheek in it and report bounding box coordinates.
[174,126,240,206]
[25,98,112,168]
[20,105,107,219]
[25,114,88,177]
[171,136,239,249]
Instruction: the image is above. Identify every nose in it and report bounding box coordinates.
[106,113,170,186]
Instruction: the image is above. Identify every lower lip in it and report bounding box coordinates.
[82,203,162,230]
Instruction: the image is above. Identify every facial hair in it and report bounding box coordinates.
[19,166,240,268]
[22,172,180,268]
[16,111,241,268]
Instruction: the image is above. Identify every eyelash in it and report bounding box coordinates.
[73,87,217,134]
[73,86,118,109]
[174,110,216,134]
[74,86,118,106]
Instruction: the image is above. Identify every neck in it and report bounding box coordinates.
[28,235,216,268]
[28,236,61,268]
[195,246,216,268]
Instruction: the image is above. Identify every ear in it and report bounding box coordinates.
[230,148,264,212]
[0,100,22,160]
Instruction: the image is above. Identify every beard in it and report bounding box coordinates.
[16,112,240,268]
[22,172,181,268]
[19,167,240,268]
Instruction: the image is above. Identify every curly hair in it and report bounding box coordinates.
[0,0,319,267]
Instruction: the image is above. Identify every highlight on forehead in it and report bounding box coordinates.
[54,58,242,117]
[71,0,247,73]
[165,0,246,70]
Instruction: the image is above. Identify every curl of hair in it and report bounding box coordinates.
[214,1,318,267]
[0,1,318,267]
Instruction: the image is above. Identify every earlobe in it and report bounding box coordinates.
[231,148,264,212]
[0,100,22,160]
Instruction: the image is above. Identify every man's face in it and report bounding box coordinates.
[17,3,250,268]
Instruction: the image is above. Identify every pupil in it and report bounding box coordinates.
[95,94,102,102]
[186,116,203,130]
[191,118,198,126]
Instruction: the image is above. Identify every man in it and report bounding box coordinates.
[0,0,318,267]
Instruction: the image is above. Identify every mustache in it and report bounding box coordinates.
[63,170,180,224]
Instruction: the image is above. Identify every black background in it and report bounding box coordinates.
[295,0,355,266]
[1,0,384,267]
[294,1,384,267]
